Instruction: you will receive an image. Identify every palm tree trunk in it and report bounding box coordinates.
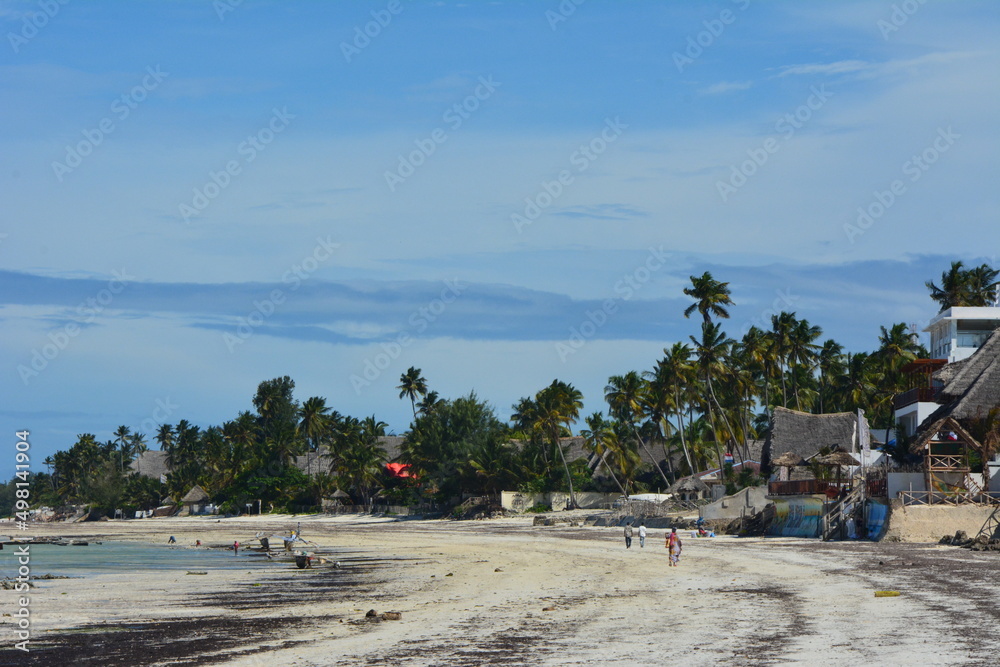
[673,388,695,474]
[553,433,577,509]
[633,423,671,490]
[598,449,628,499]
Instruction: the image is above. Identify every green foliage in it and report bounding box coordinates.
[0,479,16,517]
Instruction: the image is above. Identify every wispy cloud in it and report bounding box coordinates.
[699,80,753,95]
[550,204,648,221]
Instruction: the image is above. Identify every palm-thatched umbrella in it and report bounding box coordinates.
[771,451,807,482]
[330,489,350,504]
[815,450,860,491]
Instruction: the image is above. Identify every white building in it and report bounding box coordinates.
[895,307,1000,438]
[925,306,1000,362]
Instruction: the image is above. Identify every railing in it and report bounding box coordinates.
[927,454,968,470]
[898,490,1000,506]
[894,386,941,409]
[822,484,864,541]
[768,480,834,496]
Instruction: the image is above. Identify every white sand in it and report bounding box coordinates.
[3,513,996,666]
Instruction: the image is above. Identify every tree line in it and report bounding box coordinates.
[17,261,999,515]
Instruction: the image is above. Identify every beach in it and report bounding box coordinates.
[2,514,998,666]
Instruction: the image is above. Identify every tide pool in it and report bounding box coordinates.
[0,541,270,577]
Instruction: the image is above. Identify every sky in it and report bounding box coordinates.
[2,0,998,479]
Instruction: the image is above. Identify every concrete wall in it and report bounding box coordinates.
[888,472,926,498]
[882,501,995,542]
[700,486,769,521]
[500,491,617,512]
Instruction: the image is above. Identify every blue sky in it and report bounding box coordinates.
[2,0,998,478]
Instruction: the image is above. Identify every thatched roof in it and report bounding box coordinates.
[181,485,209,504]
[910,416,984,455]
[331,489,350,499]
[771,451,807,467]
[922,330,1000,427]
[670,476,710,494]
[130,451,171,480]
[762,407,865,469]
[814,450,860,466]
[378,435,406,461]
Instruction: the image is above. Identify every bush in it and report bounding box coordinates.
[524,503,551,513]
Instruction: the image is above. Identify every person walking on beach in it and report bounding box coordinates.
[624,522,633,549]
[666,528,682,566]
[638,523,647,548]
[233,540,239,556]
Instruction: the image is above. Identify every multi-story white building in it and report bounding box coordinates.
[895,306,1000,437]
[925,306,1000,362]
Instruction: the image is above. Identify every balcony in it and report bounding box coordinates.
[893,386,941,410]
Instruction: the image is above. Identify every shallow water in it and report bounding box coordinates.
[0,541,270,577]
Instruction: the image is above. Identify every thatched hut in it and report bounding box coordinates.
[180,485,210,515]
[762,407,867,475]
[670,476,710,502]
[771,451,807,482]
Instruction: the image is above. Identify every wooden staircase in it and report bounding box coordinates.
[822,485,864,541]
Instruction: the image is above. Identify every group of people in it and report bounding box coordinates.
[624,522,683,565]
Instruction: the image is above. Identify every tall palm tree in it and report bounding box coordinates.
[605,371,671,489]
[690,321,736,469]
[769,312,797,407]
[925,260,968,311]
[534,380,583,508]
[650,342,697,474]
[966,263,1000,306]
[580,412,629,497]
[787,318,822,410]
[298,396,331,453]
[816,339,844,413]
[683,271,734,324]
[397,367,428,419]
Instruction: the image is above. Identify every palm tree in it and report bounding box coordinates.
[690,321,736,469]
[397,367,428,419]
[534,380,583,508]
[926,260,969,311]
[787,318,822,410]
[580,412,629,497]
[650,342,697,474]
[966,263,1000,306]
[605,372,671,489]
[683,271,734,324]
[298,396,330,453]
[769,312,797,407]
[417,390,441,416]
[816,339,844,413]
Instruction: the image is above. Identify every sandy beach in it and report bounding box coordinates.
[2,513,999,666]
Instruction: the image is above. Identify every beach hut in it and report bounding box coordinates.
[814,449,861,495]
[181,485,210,515]
[670,476,711,502]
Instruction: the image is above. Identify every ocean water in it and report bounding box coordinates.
[0,541,270,577]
